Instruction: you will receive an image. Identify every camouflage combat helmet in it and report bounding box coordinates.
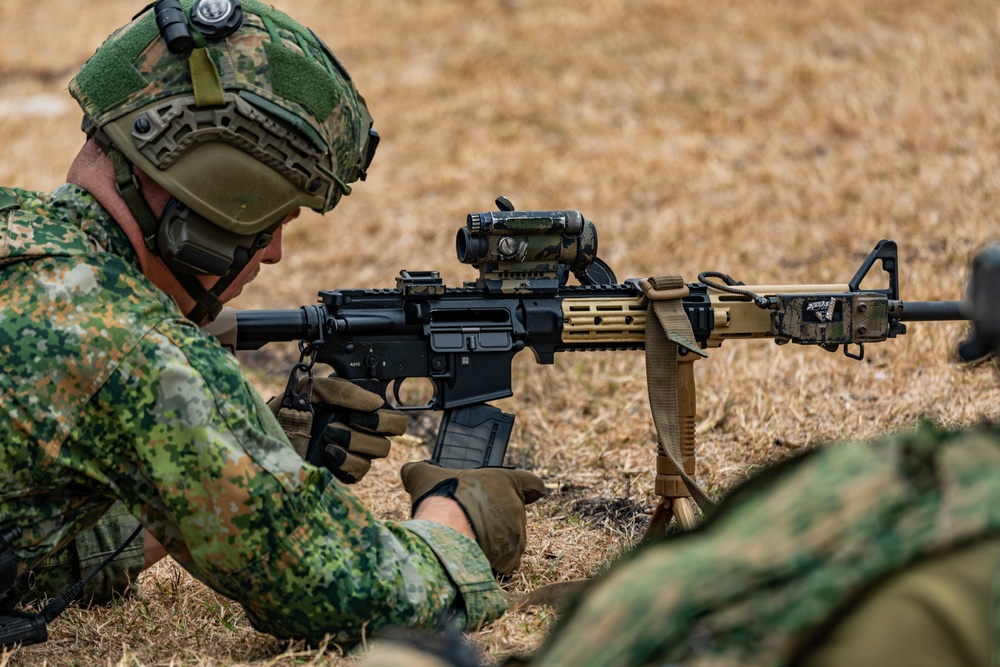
[68,0,377,322]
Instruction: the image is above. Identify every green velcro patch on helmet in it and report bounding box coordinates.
[113,12,161,61]
[74,16,158,113]
[242,0,320,49]
[264,41,338,122]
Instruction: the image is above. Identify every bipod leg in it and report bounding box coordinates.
[641,496,698,542]
[672,497,697,531]
[642,354,702,542]
[672,356,700,533]
[642,500,675,542]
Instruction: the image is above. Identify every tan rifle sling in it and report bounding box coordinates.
[640,275,716,538]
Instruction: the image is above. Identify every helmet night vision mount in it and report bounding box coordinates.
[155,0,244,54]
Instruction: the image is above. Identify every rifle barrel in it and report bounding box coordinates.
[899,301,966,322]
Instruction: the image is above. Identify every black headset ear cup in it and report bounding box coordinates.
[157,198,236,276]
[156,198,281,277]
[158,196,183,230]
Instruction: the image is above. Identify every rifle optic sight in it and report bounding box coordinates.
[456,198,606,293]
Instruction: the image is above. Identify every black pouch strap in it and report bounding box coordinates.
[0,527,23,610]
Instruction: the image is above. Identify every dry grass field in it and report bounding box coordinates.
[2,0,999,664]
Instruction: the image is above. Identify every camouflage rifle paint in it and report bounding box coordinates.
[0,184,505,642]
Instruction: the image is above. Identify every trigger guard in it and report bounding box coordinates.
[390,377,439,411]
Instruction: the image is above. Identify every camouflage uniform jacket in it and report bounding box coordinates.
[529,423,1000,667]
[0,184,505,642]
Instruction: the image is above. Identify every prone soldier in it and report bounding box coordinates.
[0,0,544,646]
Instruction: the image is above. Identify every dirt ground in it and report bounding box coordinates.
[1,0,998,664]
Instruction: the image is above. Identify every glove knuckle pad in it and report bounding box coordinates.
[375,410,408,436]
[349,411,381,432]
[323,423,352,448]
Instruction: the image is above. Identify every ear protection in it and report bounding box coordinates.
[157,198,275,277]
[78,0,373,322]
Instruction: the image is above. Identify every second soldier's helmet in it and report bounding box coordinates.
[68,0,377,321]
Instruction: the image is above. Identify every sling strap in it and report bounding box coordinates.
[640,275,716,536]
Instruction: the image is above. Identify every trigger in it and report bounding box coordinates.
[391,377,406,406]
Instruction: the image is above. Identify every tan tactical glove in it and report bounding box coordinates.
[401,461,547,574]
[310,377,408,482]
[272,376,408,483]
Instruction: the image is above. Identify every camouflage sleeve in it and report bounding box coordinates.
[71,317,504,643]
[401,520,508,627]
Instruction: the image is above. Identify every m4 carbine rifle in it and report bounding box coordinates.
[208,197,966,530]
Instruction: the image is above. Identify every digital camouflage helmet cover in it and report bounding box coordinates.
[69,0,377,321]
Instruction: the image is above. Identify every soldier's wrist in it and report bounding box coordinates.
[413,496,475,541]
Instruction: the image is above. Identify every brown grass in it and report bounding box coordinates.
[2,0,999,664]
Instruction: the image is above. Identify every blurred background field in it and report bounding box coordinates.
[1,0,998,664]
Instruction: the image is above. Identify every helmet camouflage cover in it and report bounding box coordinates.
[69,0,374,235]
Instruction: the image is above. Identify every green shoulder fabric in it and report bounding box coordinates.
[531,424,1000,667]
[0,188,93,263]
[0,188,18,213]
